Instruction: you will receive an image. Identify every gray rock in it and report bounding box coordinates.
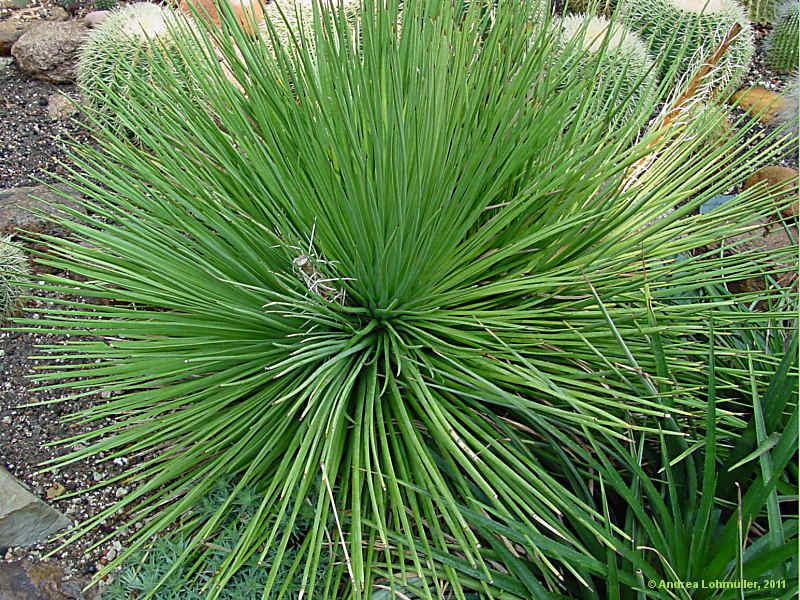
[0,184,86,238]
[47,6,70,22]
[0,468,71,547]
[0,560,98,599]
[46,92,78,120]
[0,6,72,55]
[10,20,88,83]
[0,19,30,56]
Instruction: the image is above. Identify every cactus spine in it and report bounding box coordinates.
[559,14,657,126]
[77,3,199,132]
[261,0,361,55]
[742,0,776,25]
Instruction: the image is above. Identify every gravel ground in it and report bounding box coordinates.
[0,1,797,594]
[0,62,92,189]
[740,23,799,169]
[0,288,141,588]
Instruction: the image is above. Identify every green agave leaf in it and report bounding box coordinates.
[16,0,796,598]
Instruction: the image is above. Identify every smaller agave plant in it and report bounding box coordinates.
[558,14,658,128]
[0,236,29,322]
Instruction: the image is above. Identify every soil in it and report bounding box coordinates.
[0,289,144,590]
[0,0,797,594]
[0,62,90,189]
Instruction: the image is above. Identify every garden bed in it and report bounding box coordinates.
[0,0,797,596]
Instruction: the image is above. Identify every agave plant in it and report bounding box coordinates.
[20,1,796,599]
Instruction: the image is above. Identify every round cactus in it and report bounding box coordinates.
[619,0,754,94]
[741,0,777,25]
[77,3,200,133]
[558,14,658,127]
[765,0,799,75]
[260,0,362,56]
[0,237,29,322]
[93,0,117,11]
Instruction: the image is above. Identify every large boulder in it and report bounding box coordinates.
[0,468,71,548]
[744,166,798,220]
[10,20,87,83]
[0,20,28,55]
[0,5,69,55]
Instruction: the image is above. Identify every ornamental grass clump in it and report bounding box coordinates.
[21,1,797,598]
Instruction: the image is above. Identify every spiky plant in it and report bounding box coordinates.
[92,0,117,11]
[619,0,754,94]
[76,2,201,134]
[0,236,28,322]
[21,1,795,599]
[742,0,778,24]
[558,14,657,128]
[765,0,799,75]
[448,329,799,598]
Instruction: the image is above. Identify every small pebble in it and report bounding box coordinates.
[46,482,65,499]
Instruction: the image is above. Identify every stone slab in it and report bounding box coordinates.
[0,468,71,547]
